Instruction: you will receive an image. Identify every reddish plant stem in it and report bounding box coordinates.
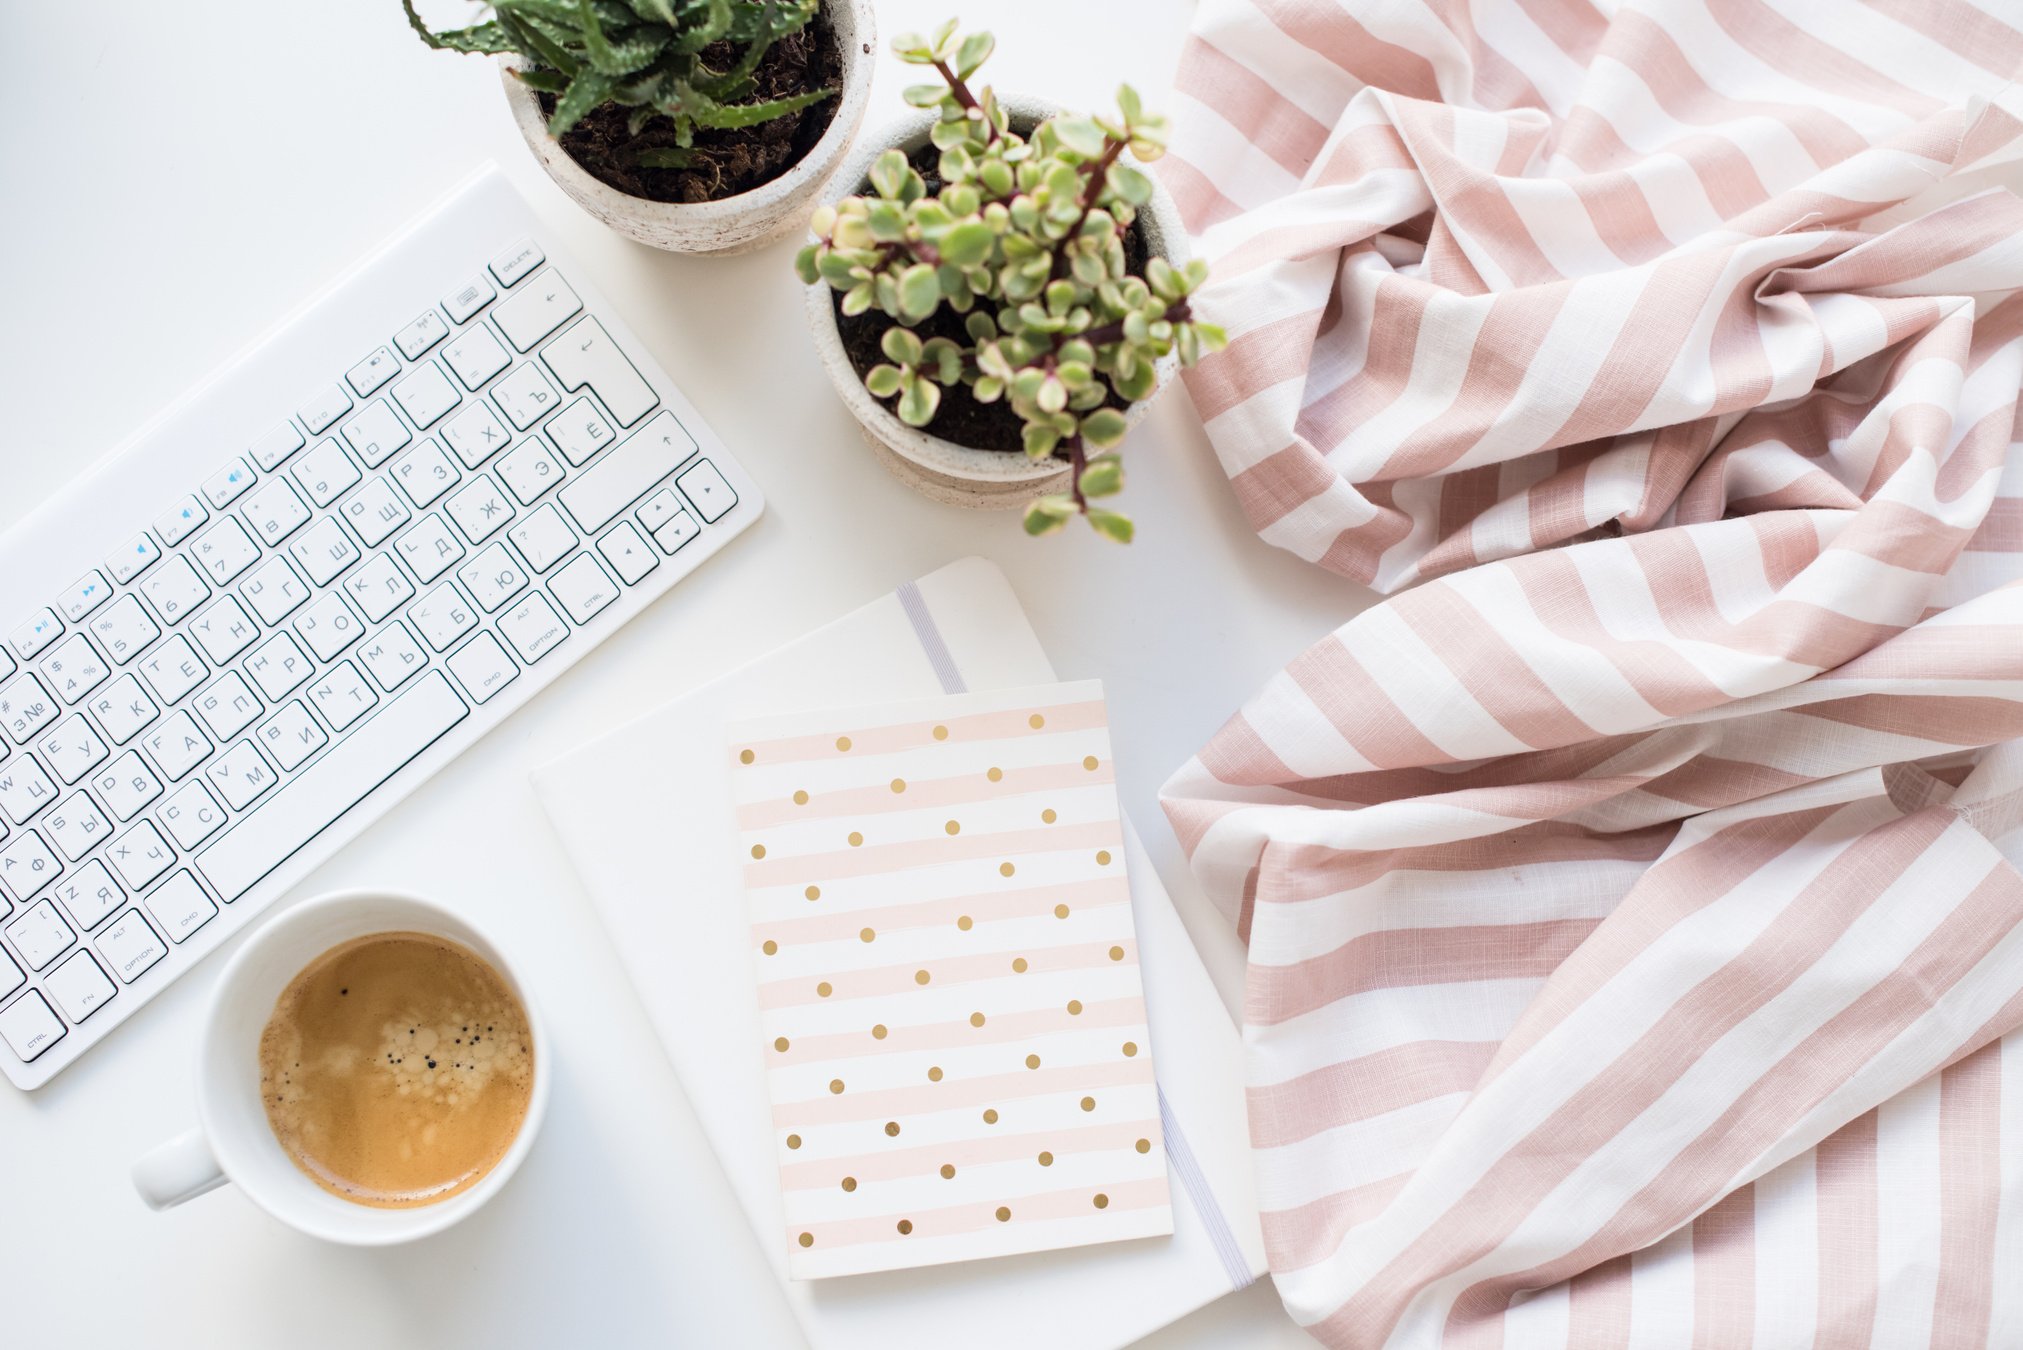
[932,61,1000,144]
[1067,433,1088,511]
[1051,140,1129,281]
[1078,299,1191,348]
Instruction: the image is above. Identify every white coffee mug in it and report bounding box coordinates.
[131,888,550,1244]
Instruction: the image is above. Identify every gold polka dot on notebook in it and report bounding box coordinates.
[1096,850,1111,866]
[915,969,932,985]
[1041,808,1057,823]
[1012,957,1028,973]
[1000,862,1016,877]
[1053,903,1070,919]
[885,1121,901,1137]
[739,749,755,764]
[945,820,961,835]
[970,1011,986,1027]
[940,1164,956,1179]
[860,927,876,943]
[1038,1151,1054,1166]
[1135,1138,1151,1154]
[787,1134,802,1149]
[996,1206,1012,1222]
[1029,713,1045,729]
[983,1108,999,1124]
[872,1024,888,1039]
[773,1037,790,1052]
[987,767,1003,782]
[1109,946,1125,961]
[933,725,949,740]
[928,1066,943,1082]
[957,915,974,931]
[1093,1194,1109,1209]
[805,885,821,901]
[848,831,864,847]
[793,789,809,805]
[1123,1042,1138,1057]
[1080,1096,1096,1112]
[897,1219,914,1235]
[836,736,852,752]
[1083,756,1099,771]
[1067,999,1083,1015]
[817,981,833,997]
[829,1079,845,1095]
[750,844,766,859]
[1025,1053,1041,1069]
[890,777,907,794]
[841,1177,857,1192]
[799,1232,814,1247]
[762,940,778,955]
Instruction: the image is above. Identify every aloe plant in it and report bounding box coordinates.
[403,0,834,159]
[796,21,1226,542]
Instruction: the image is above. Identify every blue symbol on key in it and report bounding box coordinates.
[181,508,193,519]
[83,584,95,597]
[136,543,148,554]
[228,471,242,484]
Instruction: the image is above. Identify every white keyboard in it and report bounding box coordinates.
[0,168,763,1089]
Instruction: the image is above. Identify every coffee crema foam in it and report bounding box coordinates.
[258,932,533,1209]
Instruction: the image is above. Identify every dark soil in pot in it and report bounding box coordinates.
[835,142,1150,456]
[537,5,840,205]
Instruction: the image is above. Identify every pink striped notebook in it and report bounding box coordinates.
[729,681,1173,1278]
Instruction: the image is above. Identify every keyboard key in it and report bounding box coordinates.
[548,554,619,624]
[86,676,158,746]
[492,362,561,429]
[677,459,738,523]
[542,317,658,426]
[490,238,544,287]
[190,517,261,585]
[298,383,353,434]
[653,509,701,555]
[308,661,378,732]
[494,269,582,351]
[546,396,616,465]
[346,346,401,397]
[0,674,58,745]
[142,871,217,944]
[392,361,461,429]
[39,635,109,705]
[46,793,112,861]
[160,781,228,849]
[141,711,213,782]
[444,274,497,324]
[0,755,55,823]
[456,543,528,613]
[7,900,75,970]
[446,633,518,705]
[240,555,309,625]
[637,489,682,534]
[392,440,462,508]
[240,476,312,547]
[248,421,306,473]
[598,522,658,585]
[200,457,258,509]
[559,411,697,533]
[137,636,209,704]
[497,440,567,507]
[340,477,412,548]
[395,514,466,584]
[294,593,364,662]
[11,609,63,660]
[0,990,65,1062]
[499,592,569,665]
[339,399,412,468]
[46,950,116,1022]
[185,598,256,665]
[359,622,428,692]
[443,325,511,389]
[54,860,125,930]
[508,503,577,573]
[193,672,263,740]
[154,495,210,547]
[95,910,166,984]
[244,632,314,702]
[408,584,476,652]
[292,439,363,508]
[343,553,415,623]
[108,820,175,890]
[37,716,107,785]
[57,571,113,623]
[109,532,161,585]
[0,947,18,998]
[92,752,162,823]
[139,555,211,626]
[0,830,61,904]
[204,741,278,812]
[446,475,516,544]
[393,308,449,360]
[288,516,361,586]
[88,595,161,667]
[194,670,468,902]
[440,400,513,469]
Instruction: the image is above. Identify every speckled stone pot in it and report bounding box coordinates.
[805,96,1191,511]
[501,0,873,256]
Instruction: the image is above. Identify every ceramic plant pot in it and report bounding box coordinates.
[502,0,874,256]
[805,95,1191,511]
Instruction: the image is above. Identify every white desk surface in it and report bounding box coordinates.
[1,2,1356,1345]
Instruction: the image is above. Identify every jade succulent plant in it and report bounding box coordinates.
[795,21,1226,541]
[403,0,834,153]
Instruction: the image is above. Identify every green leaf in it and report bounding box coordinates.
[891,30,936,62]
[675,0,733,51]
[687,85,835,130]
[1022,422,1061,460]
[1193,321,1230,352]
[627,0,677,21]
[402,0,517,54]
[793,245,821,285]
[898,264,942,320]
[1112,359,1156,401]
[903,83,949,108]
[496,10,580,75]
[880,326,924,365]
[547,71,620,136]
[576,0,667,74]
[922,337,965,383]
[1117,84,1143,125]
[1105,163,1153,206]
[897,375,941,427]
[816,249,859,288]
[938,220,995,269]
[841,283,874,316]
[1052,117,1108,159]
[1086,508,1135,544]
[865,364,904,398]
[965,310,999,343]
[1080,408,1129,449]
[514,66,573,93]
[1078,455,1124,497]
[1023,495,1077,536]
[1145,257,1180,301]
[869,149,911,201]
[954,30,995,79]
[866,199,907,242]
[973,375,1004,402]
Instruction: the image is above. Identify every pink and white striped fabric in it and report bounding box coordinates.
[1155,1,2023,1345]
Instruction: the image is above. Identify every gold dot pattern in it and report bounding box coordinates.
[817,982,833,998]
[739,749,755,764]
[829,1079,845,1094]
[1000,862,1016,877]
[1083,755,1099,771]
[762,940,778,955]
[1135,1138,1151,1154]
[1096,850,1111,865]
[983,1108,999,1124]
[928,1066,943,1082]
[970,1012,986,1027]
[940,1164,956,1179]
[996,1207,1012,1222]
[885,1121,901,1137]
[1054,903,1070,919]
[1041,808,1057,824]
[915,969,932,985]
[1012,957,1028,973]
[1093,1194,1109,1209]
[1029,714,1046,729]
[957,915,973,931]
[933,725,949,740]
[1081,1097,1096,1111]
[799,1232,814,1247]
[793,789,809,805]
[751,844,767,860]
[860,927,876,943]
[987,767,1003,782]
[897,1219,913,1234]
[1067,1000,1083,1015]
[890,778,907,794]
[848,831,864,847]
[787,1134,802,1149]
[1025,1054,1041,1069]
[841,1177,857,1192]
[805,885,821,901]
[945,820,961,835]
[1038,1151,1054,1166]
[773,1036,790,1052]
[872,1024,888,1039]
[1109,946,1125,961]
[1123,1042,1138,1057]
[835,736,852,751]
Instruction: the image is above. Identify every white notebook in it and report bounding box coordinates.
[532,558,1264,1350]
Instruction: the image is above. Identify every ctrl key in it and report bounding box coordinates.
[95,909,167,984]
[0,989,65,1062]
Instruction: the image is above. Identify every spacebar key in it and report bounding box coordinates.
[195,671,469,901]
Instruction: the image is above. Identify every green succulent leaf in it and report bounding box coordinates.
[880,326,925,365]
[865,364,904,398]
[1078,455,1124,497]
[1086,508,1135,544]
[1052,117,1108,159]
[904,83,951,107]
[1023,494,1078,536]
[896,374,941,427]
[1080,408,1129,449]
[1022,422,1062,459]
[939,220,995,269]
[954,30,995,79]
[898,264,942,320]
[869,149,912,200]
[840,282,874,317]
[547,71,620,136]
[1105,163,1154,206]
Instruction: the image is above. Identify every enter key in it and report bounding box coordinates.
[540,317,660,428]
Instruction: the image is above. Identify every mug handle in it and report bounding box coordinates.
[132,1128,227,1210]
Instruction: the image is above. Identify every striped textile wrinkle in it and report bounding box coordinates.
[1156,1,2023,1345]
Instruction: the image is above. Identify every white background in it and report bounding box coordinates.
[0,1,1357,1345]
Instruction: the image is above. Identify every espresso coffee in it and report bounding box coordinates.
[258,932,534,1209]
